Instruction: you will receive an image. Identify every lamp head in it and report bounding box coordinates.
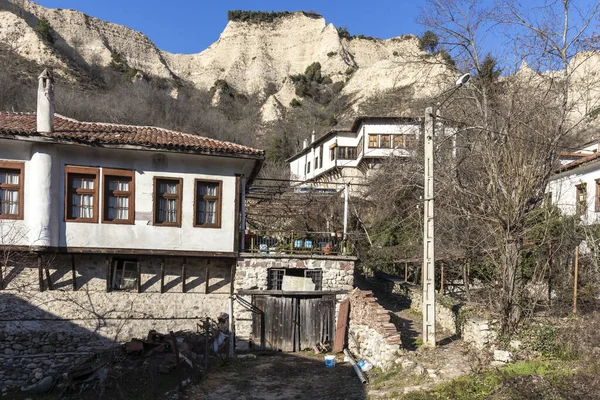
[456,73,471,86]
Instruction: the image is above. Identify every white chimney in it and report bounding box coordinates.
[37,69,54,133]
[311,130,316,143]
[303,139,308,149]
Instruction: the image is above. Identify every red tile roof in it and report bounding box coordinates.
[0,113,264,158]
[555,151,600,173]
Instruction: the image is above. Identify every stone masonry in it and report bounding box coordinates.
[233,254,355,350]
[347,289,402,371]
[0,253,234,391]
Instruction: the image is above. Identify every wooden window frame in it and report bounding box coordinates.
[102,168,135,225]
[111,259,139,291]
[380,134,391,148]
[65,166,99,223]
[319,145,324,169]
[194,179,222,228]
[153,177,183,227]
[0,161,24,220]
[368,134,379,148]
[357,137,363,156]
[576,183,587,215]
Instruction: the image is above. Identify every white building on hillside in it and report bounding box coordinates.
[287,117,423,188]
[549,141,600,223]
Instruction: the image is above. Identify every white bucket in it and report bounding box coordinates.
[324,355,336,368]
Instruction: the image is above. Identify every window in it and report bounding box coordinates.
[380,135,391,148]
[336,147,357,160]
[393,134,417,149]
[65,166,99,222]
[267,268,323,290]
[195,180,222,228]
[154,177,182,226]
[576,183,587,215]
[357,137,363,156]
[0,161,24,220]
[103,169,134,224]
[368,134,378,148]
[112,260,138,290]
[330,147,335,161]
[307,161,311,173]
[319,146,324,169]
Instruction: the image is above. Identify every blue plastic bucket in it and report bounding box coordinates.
[324,355,336,368]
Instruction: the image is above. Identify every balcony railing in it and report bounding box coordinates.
[244,231,352,256]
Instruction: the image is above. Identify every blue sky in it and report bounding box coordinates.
[35,1,425,54]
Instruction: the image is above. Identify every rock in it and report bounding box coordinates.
[12,344,24,351]
[509,340,522,350]
[401,360,416,370]
[41,345,55,353]
[412,365,425,376]
[493,349,512,363]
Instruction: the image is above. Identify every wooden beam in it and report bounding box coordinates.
[205,264,210,294]
[71,254,77,291]
[160,258,165,294]
[0,260,4,290]
[106,257,112,292]
[439,263,444,296]
[45,265,54,291]
[38,255,44,292]
[137,261,142,294]
[181,257,187,293]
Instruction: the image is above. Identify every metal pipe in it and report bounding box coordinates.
[343,349,367,384]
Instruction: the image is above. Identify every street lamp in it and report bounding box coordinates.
[422,73,470,347]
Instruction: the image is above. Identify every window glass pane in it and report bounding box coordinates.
[159,182,167,194]
[167,183,177,194]
[118,181,129,191]
[72,178,82,189]
[7,173,18,185]
[381,135,391,148]
[167,198,176,222]
[158,198,166,223]
[198,184,207,196]
[207,184,217,196]
[82,178,94,189]
[207,201,216,223]
[72,194,81,206]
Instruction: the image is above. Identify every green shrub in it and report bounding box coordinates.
[435,49,456,68]
[419,30,439,53]
[337,27,351,40]
[393,51,399,57]
[290,98,302,107]
[345,66,357,75]
[36,17,54,44]
[326,51,337,57]
[227,10,321,23]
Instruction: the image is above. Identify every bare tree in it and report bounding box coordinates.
[420,0,600,334]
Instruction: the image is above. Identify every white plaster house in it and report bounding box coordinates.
[287,116,422,188]
[0,70,264,389]
[549,142,600,223]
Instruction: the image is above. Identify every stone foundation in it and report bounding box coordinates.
[347,289,402,371]
[0,253,234,391]
[233,254,355,350]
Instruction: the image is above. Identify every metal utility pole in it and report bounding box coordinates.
[423,106,436,347]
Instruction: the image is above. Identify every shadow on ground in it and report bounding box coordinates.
[188,351,366,400]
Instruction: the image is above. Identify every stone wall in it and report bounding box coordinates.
[233,254,355,350]
[0,253,234,391]
[347,289,402,371]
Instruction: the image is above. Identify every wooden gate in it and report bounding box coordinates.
[252,295,335,352]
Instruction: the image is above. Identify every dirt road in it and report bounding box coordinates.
[188,352,366,400]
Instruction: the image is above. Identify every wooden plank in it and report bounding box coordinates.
[137,261,141,293]
[333,299,350,353]
[106,257,112,292]
[160,258,165,294]
[38,256,44,292]
[204,264,210,294]
[181,258,187,293]
[0,258,4,290]
[45,267,53,291]
[233,175,241,252]
[71,254,77,291]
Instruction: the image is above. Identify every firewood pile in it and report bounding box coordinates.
[52,330,206,398]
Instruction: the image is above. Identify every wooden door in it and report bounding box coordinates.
[252,295,335,352]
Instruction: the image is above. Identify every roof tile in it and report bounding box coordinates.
[0,113,264,158]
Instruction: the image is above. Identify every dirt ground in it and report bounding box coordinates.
[187,352,367,400]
